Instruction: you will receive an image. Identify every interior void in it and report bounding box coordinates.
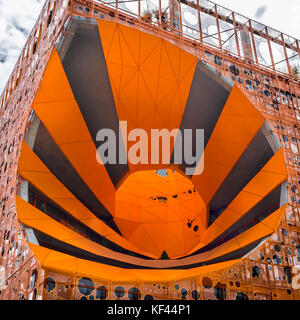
[17,17,288,270]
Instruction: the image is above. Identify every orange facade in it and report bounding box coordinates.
[0,0,299,300]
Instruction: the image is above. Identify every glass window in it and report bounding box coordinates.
[28,189,35,206]
[61,212,68,226]
[36,197,47,214]
[47,202,62,222]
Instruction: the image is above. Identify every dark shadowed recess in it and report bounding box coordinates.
[27,182,150,259]
[29,227,266,269]
[185,182,286,258]
[171,62,232,175]
[33,121,121,234]
[208,121,280,226]
[60,18,129,188]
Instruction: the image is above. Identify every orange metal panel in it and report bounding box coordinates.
[114,169,206,259]
[28,242,240,282]
[17,196,143,262]
[236,205,287,248]
[192,85,265,204]
[1,0,299,300]
[18,141,145,254]
[32,48,116,214]
[199,149,287,246]
[97,19,197,172]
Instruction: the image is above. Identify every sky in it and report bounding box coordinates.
[0,0,299,92]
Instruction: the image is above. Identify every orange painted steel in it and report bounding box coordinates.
[196,150,287,252]
[114,169,207,259]
[0,0,299,300]
[97,18,197,173]
[192,85,266,204]
[18,141,143,254]
[19,17,288,264]
[33,48,116,214]
[17,190,284,270]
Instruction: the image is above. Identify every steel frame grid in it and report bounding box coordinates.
[0,0,299,300]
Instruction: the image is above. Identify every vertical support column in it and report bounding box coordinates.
[88,0,94,21]
[292,40,300,80]
[232,12,240,58]
[248,20,259,64]
[169,0,180,33]
[265,26,275,71]
[214,4,222,50]
[70,275,75,300]
[24,112,40,149]
[297,39,300,61]
[239,22,254,61]
[178,0,183,35]
[196,0,202,43]
[69,0,75,16]
[281,34,292,77]
[159,0,162,27]
[19,180,29,202]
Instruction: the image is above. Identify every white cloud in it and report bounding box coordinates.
[0,0,44,92]
[254,6,268,19]
[0,0,299,93]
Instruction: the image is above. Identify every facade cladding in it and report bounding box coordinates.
[0,0,299,300]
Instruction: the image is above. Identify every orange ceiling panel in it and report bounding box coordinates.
[15,19,289,278]
[32,48,116,214]
[198,149,287,246]
[115,169,206,259]
[29,242,240,282]
[18,141,143,254]
[16,196,157,263]
[97,20,197,172]
[192,85,265,204]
